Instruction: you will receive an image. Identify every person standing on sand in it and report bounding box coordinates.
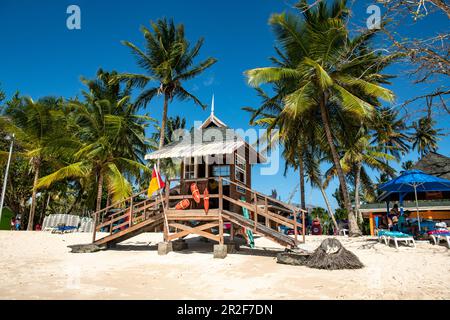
[15,218,21,231]
[10,217,15,231]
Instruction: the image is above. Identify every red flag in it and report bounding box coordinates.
[147,165,165,197]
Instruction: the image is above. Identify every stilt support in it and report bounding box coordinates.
[158,241,173,255]
[213,244,228,259]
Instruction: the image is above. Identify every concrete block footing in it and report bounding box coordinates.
[158,242,173,255]
[213,244,228,259]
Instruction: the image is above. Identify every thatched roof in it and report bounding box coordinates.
[413,152,450,180]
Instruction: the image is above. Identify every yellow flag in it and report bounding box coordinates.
[147,165,165,197]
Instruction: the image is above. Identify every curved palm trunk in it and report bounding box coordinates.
[159,93,170,149]
[319,185,339,233]
[319,94,361,236]
[354,162,363,226]
[96,171,104,213]
[27,160,41,231]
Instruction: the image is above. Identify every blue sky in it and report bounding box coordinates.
[1,0,449,209]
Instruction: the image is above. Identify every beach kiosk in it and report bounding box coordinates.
[144,100,265,213]
[89,100,306,257]
[361,169,450,236]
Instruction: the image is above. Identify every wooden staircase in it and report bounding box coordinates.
[91,190,165,247]
[222,210,297,248]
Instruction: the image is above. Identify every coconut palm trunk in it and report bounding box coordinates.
[96,171,104,213]
[319,94,361,236]
[27,159,41,230]
[354,162,363,226]
[106,189,111,208]
[319,185,339,233]
[39,192,50,225]
[159,94,170,149]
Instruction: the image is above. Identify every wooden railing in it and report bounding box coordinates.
[163,177,306,244]
[92,189,165,243]
[91,176,307,245]
[220,177,306,243]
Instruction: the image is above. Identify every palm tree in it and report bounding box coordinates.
[410,116,442,157]
[370,107,410,160]
[36,70,152,212]
[149,115,186,179]
[303,144,339,233]
[244,87,312,212]
[0,96,67,230]
[338,129,395,224]
[245,0,395,236]
[401,160,414,173]
[114,18,217,149]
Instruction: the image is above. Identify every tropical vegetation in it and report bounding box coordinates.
[0,2,445,235]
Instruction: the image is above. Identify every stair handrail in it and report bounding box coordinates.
[220,177,305,244]
[92,191,165,243]
[221,177,305,213]
[91,189,152,218]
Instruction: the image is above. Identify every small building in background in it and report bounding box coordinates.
[360,152,450,235]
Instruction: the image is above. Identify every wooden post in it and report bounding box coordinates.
[165,179,170,210]
[218,177,224,245]
[92,211,97,243]
[163,179,170,242]
[230,223,234,241]
[302,209,306,243]
[253,193,257,232]
[129,197,133,228]
[294,210,298,242]
[264,197,269,227]
[218,177,223,213]
[143,200,147,220]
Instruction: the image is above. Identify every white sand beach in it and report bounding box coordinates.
[0,231,449,300]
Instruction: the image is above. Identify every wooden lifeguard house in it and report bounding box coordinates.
[90,98,306,257]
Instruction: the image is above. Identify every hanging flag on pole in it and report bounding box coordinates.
[148,165,165,198]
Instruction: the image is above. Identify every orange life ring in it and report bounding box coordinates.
[175,199,190,210]
[203,188,209,214]
[190,183,201,204]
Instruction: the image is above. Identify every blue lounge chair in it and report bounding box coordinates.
[377,230,415,249]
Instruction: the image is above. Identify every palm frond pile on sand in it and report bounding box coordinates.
[306,238,364,270]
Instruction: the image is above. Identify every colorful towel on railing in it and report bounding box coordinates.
[378,230,412,238]
[427,230,450,236]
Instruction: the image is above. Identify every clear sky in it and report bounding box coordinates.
[1,0,449,209]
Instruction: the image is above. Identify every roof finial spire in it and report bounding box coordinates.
[211,94,215,117]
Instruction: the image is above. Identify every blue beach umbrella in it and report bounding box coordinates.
[379,170,450,231]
